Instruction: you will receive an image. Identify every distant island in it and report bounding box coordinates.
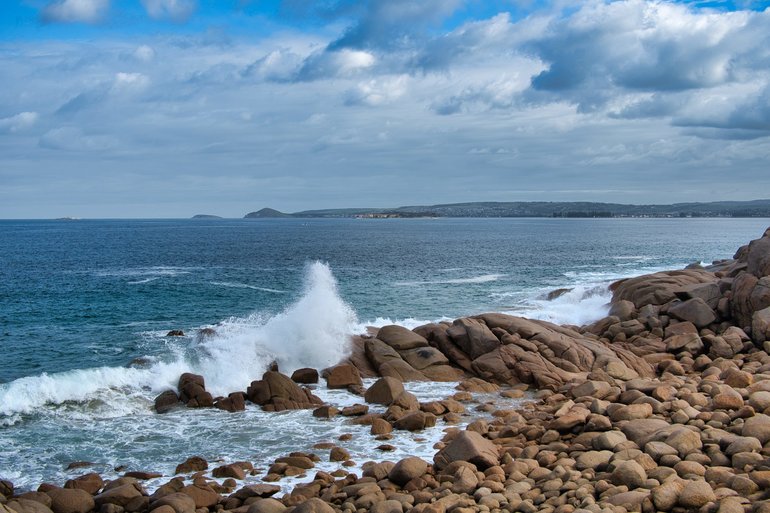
[191,214,223,219]
[243,199,770,219]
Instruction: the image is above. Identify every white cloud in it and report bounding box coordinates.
[0,112,39,133]
[133,45,156,62]
[39,127,116,152]
[344,75,409,106]
[112,72,150,93]
[41,0,108,24]
[141,0,197,22]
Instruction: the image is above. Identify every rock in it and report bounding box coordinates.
[340,404,368,416]
[571,380,611,399]
[675,282,721,308]
[377,326,429,350]
[712,387,744,410]
[746,231,770,277]
[742,413,770,444]
[291,498,335,513]
[434,431,499,470]
[611,460,647,489]
[290,368,319,384]
[370,500,403,513]
[389,457,428,486]
[0,481,12,498]
[323,364,363,389]
[246,499,286,513]
[175,456,207,474]
[665,427,702,457]
[593,431,628,451]
[215,393,246,412]
[400,347,449,370]
[154,391,181,414]
[178,373,210,407]
[329,447,350,462]
[678,480,715,509]
[180,483,219,509]
[248,371,323,410]
[45,489,95,513]
[610,270,718,309]
[212,464,246,480]
[609,300,637,321]
[166,330,185,337]
[364,377,405,406]
[609,403,652,421]
[447,318,500,360]
[652,479,684,511]
[393,411,427,431]
[668,298,717,329]
[752,306,770,344]
[312,405,339,418]
[94,484,144,508]
[575,451,613,471]
[665,333,704,354]
[6,499,54,513]
[150,493,196,513]
[64,473,103,495]
[605,490,650,511]
[371,418,393,435]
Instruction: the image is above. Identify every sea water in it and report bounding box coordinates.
[0,217,767,490]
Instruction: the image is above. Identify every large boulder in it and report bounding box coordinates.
[434,431,499,470]
[154,390,181,414]
[745,229,770,277]
[752,306,770,344]
[610,270,718,309]
[399,347,449,370]
[94,483,145,508]
[364,377,405,406]
[247,371,323,411]
[292,498,335,513]
[364,339,427,381]
[388,457,428,486]
[150,493,196,513]
[177,373,213,408]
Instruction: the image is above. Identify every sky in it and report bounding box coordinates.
[1,0,770,218]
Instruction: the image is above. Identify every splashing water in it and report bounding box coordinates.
[0,261,358,418]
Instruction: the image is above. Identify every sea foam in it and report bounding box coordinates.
[0,262,357,419]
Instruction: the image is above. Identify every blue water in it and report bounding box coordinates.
[0,217,768,490]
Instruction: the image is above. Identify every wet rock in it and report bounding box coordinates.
[322,364,363,389]
[393,411,428,431]
[166,330,184,337]
[154,391,181,414]
[447,318,501,360]
[94,483,145,508]
[329,447,349,462]
[212,464,246,480]
[175,456,208,475]
[610,270,718,309]
[340,404,369,416]
[364,377,405,406]
[371,418,393,435]
[248,371,324,410]
[0,481,12,499]
[215,393,246,412]
[180,483,219,509]
[150,493,196,513]
[291,368,319,384]
[312,405,339,418]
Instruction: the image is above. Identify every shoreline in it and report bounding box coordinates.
[3,226,770,513]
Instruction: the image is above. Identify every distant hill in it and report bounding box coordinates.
[244,199,770,219]
[244,208,292,218]
[191,214,222,219]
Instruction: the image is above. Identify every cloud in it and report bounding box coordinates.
[133,45,156,62]
[343,75,409,106]
[39,127,116,151]
[41,0,108,24]
[0,112,39,133]
[296,49,375,81]
[141,0,197,22]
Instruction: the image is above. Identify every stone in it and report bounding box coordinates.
[377,325,429,350]
[393,411,427,431]
[400,347,449,370]
[665,427,702,457]
[752,306,770,344]
[447,318,501,360]
[609,403,652,421]
[611,270,718,309]
[45,489,95,513]
[329,447,350,462]
[94,484,145,508]
[212,464,246,480]
[291,498,335,513]
[651,479,684,511]
[594,431,628,451]
[248,371,324,410]
[290,368,319,384]
[215,393,246,412]
[389,457,429,486]
[312,405,339,418]
[64,474,103,495]
[370,500,403,513]
[246,499,286,513]
[371,418,393,435]
[611,460,647,489]
[742,413,770,444]
[364,377,405,406]
[150,493,196,513]
[665,333,704,354]
[712,387,744,410]
[6,499,54,513]
[175,456,207,474]
[678,480,715,509]
[575,451,613,471]
[154,391,181,414]
[668,298,717,329]
[323,364,363,389]
[435,431,499,470]
[571,381,611,399]
[180,483,219,509]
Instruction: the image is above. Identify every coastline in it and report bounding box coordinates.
[3,226,770,513]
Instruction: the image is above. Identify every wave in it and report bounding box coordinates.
[396,274,505,286]
[127,277,160,285]
[210,282,285,293]
[0,262,357,419]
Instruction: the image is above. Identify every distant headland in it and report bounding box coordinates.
[241,199,770,219]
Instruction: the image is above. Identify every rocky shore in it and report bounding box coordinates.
[4,227,770,513]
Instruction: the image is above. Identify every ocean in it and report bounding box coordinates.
[0,217,768,490]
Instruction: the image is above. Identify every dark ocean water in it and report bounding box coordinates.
[0,217,768,490]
